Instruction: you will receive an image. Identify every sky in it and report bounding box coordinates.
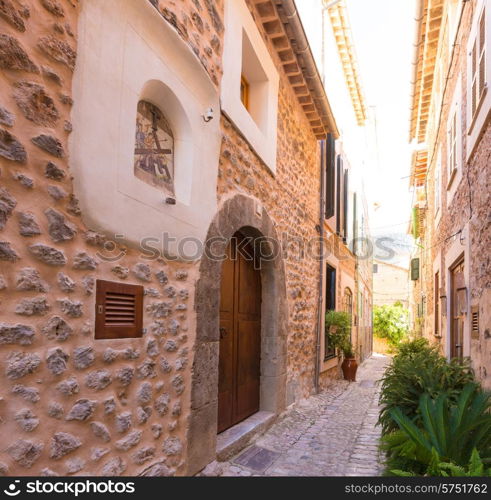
[297,0,417,264]
[346,0,416,232]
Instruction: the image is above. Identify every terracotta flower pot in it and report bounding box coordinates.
[341,357,358,382]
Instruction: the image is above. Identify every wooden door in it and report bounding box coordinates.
[450,259,465,360]
[218,234,262,433]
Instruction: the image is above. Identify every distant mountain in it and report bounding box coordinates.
[371,230,414,267]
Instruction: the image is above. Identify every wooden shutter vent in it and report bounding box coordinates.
[95,280,144,340]
[471,306,480,340]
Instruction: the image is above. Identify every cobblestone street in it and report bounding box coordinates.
[202,354,389,477]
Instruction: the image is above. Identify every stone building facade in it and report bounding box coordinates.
[409,0,491,389]
[0,0,369,477]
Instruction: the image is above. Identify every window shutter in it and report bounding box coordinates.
[479,9,486,97]
[336,156,343,235]
[412,207,420,239]
[325,134,336,219]
[448,112,457,177]
[352,192,358,254]
[343,170,349,243]
[435,159,441,210]
[95,280,144,340]
[472,41,478,117]
[411,258,420,281]
[471,8,486,119]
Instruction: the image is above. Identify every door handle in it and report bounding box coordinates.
[219,327,227,339]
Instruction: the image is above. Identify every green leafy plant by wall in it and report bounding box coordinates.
[391,449,491,477]
[378,339,477,435]
[325,310,354,358]
[381,385,491,476]
[373,302,409,347]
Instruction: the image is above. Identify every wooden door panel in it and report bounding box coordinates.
[218,234,261,433]
[220,248,235,315]
[236,319,261,420]
[238,253,261,316]
[218,244,235,433]
[218,318,234,433]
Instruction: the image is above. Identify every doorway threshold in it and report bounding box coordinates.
[216,411,276,462]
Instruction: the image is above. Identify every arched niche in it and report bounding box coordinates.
[71,0,221,258]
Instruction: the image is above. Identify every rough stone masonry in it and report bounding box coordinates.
[0,0,350,476]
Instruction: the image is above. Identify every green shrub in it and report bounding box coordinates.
[396,337,431,358]
[373,303,409,346]
[382,385,491,476]
[325,310,354,358]
[378,339,477,435]
[391,448,491,477]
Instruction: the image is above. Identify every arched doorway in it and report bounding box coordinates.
[218,233,262,432]
[187,194,288,475]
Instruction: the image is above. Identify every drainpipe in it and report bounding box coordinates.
[314,140,326,394]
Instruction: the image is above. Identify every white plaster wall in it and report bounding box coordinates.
[71,0,221,259]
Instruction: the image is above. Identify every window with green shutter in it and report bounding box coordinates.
[411,258,420,281]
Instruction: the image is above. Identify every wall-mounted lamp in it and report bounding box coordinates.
[202,108,214,122]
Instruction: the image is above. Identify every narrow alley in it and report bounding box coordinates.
[202,355,389,477]
[1,0,490,483]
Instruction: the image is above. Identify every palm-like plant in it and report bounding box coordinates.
[382,384,491,475]
[391,449,491,477]
[378,339,476,434]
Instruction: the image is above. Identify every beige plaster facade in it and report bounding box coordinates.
[373,260,409,308]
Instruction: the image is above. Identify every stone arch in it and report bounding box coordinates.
[186,194,288,475]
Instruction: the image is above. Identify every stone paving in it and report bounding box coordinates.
[201,354,390,477]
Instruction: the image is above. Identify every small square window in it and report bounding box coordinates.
[95,280,144,340]
[221,0,279,173]
[240,75,250,109]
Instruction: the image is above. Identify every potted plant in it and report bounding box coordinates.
[325,310,358,381]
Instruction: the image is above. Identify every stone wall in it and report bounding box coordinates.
[0,0,355,477]
[151,0,356,403]
[414,1,491,388]
[150,0,224,88]
[214,0,357,402]
[0,0,195,477]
